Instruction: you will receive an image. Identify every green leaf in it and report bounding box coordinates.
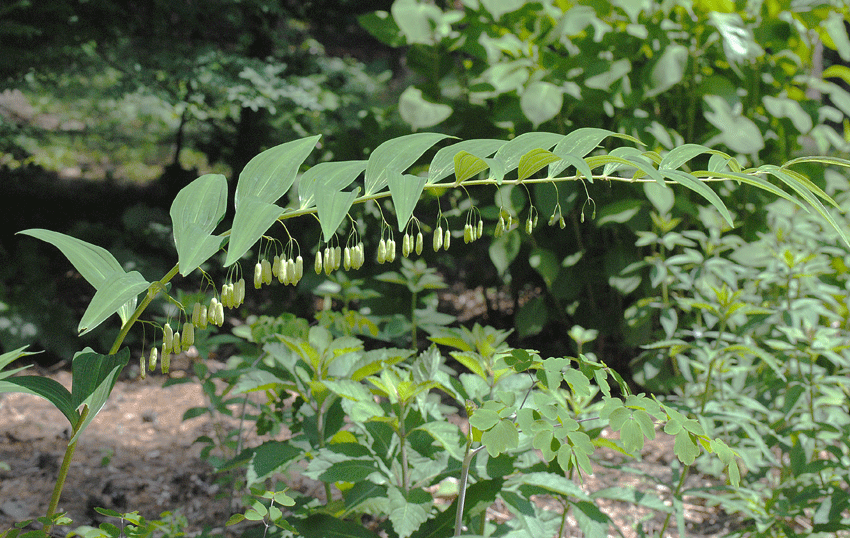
[660,169,733,226]
[646,44,688,98]
[298,160,367,210]
[225,514,245,526]
[17,229,124,290]
[452,150,490,184]
[514,472,590,500]
[491,132,564,180]
[488,229,521,275]
[763,96,813,133]
[316,188,359,242]
[0,346,40,376]
[247,441,303,485]
[234,135,320,208]
[515,296,547,339]
[365,132,452,195]
[481,418,519,457]
[319,459,379,483]
[399,87,453,130]
[388,486,432,538]
[415,421,466,461]
[517,148,561,181]
[225,197,285,266]
[428,139,505,184]
[69,348,129,443]
[391,0,443,45]
[410,479,503,538]
[659,144,719,171]
[703,95,764,154]
[673,430,700,465]
[450,351,488,380]
[596,199,642,226]
[291,514,381,538]
[78,271,149,335]
[0,375,76,426]
[388,172,428,231]
[824,11,850,61]
[521,81,563,127]
[170,174,227,276]
[572,500,611,538]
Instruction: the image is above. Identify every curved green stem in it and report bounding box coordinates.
[44,405,89,535]
[109,263,180,355]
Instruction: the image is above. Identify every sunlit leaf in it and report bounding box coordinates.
[170,174,227,276]
[452,150,490,184]
[365,132,452,195]
[225,198,285,266]
[521,81,563,127]
[298,160,367,210]
[399,86,453,129]
[17,229,123,290]
[235,135,320,208]
[78,271,149,335]
[517,148,561,181]
[491,132,564,180]
[316,188,359,242]
[388,172,427,231]
[428,139,505,183]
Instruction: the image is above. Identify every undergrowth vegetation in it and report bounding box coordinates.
[3,1,850,538]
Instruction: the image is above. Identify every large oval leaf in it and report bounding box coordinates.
[235,135,320,208]
[78,271,150,335]
[171,174,228,276]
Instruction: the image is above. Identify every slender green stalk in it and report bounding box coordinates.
[659,463,690,537]
[110,263,180,355]
[454,443,484,536]
[44,406,89,535]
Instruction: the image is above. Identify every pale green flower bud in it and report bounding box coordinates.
[192,302,201,326]
[377,238,386,264]
[344,246,351,270]
[149,347,157,372]
[215,302,225,327]
[139,356,146,380]
[402,233,411,257]
[272,255,282,282]
[386,239,396,262]
[261,259,272,285]
[477,219,483,239]
[163,323,174,354]
[444,229,451,250]
[198,305,208,330]
[172,332,182,354]
[182,322,194,348]
[434,225,443,251]
[295,255,304,281]
[253,262,263,289]
[464,224,472,243]
[235,278,245,305]
[162,347,171,375]
[415,232,423,255]
[315,250,323,274]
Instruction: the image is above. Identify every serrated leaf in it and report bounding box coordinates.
[299,160,367,210]
[235,135,320,208]
[388,172,427,231]
[316,188,359,242]
[517,148,561,181]
[365,132,452,195]
[674,430,700,465]
[78,272,149,335]
[388,487,432,538]
[291,514,381,538]
[247,441,303,485]
[225,197,285,266]
[415,421,466,461]
[69,348,129,443]
[450,351,488,380]
[319,459,379,483]
[17,229,124,289]
[452,150,490,184]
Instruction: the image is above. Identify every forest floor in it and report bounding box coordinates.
[0,354,746,538]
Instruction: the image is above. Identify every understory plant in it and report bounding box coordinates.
[627,169,850,536]
[1,129,849,537]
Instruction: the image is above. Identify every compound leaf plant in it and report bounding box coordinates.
[2,129,849,537]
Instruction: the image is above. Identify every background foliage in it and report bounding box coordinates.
[2,0,850,537]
